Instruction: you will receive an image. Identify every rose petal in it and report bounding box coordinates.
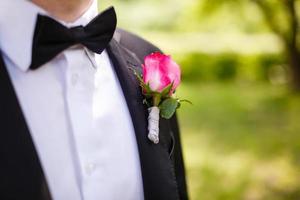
[143,52,181,94]
[160,55,181,93]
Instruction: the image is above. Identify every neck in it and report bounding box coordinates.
[31,0,93,22]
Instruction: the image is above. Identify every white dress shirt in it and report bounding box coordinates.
[0,1,144,200]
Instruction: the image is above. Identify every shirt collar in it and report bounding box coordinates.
[0,0,98,72]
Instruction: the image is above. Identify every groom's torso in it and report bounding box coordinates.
[0,32,181,200]
[0,1,187,200]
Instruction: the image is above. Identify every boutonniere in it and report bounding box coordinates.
[133,52,189,144]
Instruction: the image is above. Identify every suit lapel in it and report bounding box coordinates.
[107,39,180,200]
[0,53,51,199]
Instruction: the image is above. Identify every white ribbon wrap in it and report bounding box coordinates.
[147,106,160,144]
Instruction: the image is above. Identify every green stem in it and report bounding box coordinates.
[153,94,161,107]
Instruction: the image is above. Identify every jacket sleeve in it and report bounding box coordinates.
[116,28,189,200]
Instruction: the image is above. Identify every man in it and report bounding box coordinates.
[0,0,188,199]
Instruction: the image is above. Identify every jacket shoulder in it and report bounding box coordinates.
[114,28,161,61]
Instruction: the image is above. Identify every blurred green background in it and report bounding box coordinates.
[99,0,300,199]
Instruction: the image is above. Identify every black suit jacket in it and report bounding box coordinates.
[0,29,188,200]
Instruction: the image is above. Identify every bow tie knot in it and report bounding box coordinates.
[70,26,86,42]
[30,7,117,70]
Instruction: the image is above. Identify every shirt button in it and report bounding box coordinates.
[71,73,79,86]
[85,162,96,175]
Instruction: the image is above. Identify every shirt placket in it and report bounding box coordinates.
[63,47,100,199]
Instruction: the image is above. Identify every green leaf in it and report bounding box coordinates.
[160,82,174,97]
[179,99,193,105]
[136,72,143,83]
[159,98,178,119]
[177,101,181,109]
[140,82,154,96]
[130,67,143,82]
[130,67,150,94]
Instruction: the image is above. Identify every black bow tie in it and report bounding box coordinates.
[30,7,117,70]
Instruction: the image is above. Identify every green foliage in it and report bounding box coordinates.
[100,0,183,32]
[176,52,286,83]
[214,54,238,81]
[159,98,179,119]
[178,82,300,200]
[198,0,293,35]
[256,53,287,81]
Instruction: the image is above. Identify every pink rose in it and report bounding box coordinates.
[142,52,181,94]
